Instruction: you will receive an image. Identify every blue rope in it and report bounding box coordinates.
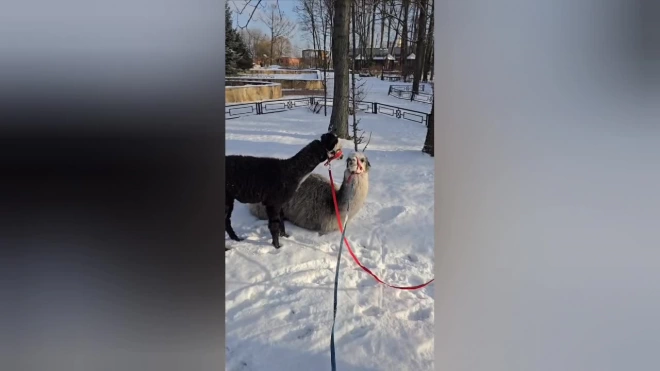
[330,174,354,371]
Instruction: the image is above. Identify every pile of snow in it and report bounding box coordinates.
[225,102,434,370]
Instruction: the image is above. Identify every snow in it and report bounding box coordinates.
[225,89,434,370]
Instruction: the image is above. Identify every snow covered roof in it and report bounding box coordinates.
[407,53,416,60]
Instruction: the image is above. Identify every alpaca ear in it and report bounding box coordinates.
[320,132,339,149]
[321,132,337,141]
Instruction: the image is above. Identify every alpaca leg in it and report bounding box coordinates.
[265,205,282,249]
[225,196,244,243]
[278,209,290,238]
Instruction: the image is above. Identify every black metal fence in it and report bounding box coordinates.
[389,84,427,92]
[226,96,430,127]
[387,85,433,104]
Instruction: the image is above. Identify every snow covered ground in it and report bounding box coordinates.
[282,73,432,114]
[225,96,434,371]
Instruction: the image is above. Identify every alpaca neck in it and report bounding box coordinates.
[336,171,368,217]
[283,140,323,179]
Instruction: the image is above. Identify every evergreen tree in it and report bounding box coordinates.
[226,4,253,75]
[225,3,238,75]
[234,33,253,71]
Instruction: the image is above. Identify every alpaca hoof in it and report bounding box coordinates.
[272,242,282,249]
[280,232,290,238]
[225,248,230,251]
[230,236,244,242]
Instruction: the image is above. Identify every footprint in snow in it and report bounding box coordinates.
[375,206,407,223]
[282,325,315,342]
[408,307,433,321]
[362,306,384,317]
[386,263,404,270]
[346,324,375,339]
[285,306,311,321]
[357,277,379,288]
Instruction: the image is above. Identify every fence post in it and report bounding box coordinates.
[372,102,378,114]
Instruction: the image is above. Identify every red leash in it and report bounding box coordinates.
[324,151,434,291]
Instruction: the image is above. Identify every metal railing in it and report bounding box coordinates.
[387,85,433,104]
[226,96,430,127]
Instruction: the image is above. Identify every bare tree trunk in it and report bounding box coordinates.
[270,6,275,66]
[311,35,317,69]
[270,33,274,65]
[369,1,377,63]
[329,0,350,138]
[400,0,410,79]
[323,1,329,115]
[429,50,434,80]
[411,2,418,45]
[358,0,367,66]
[386,11,391,50]
[317,0,325,68]
[412,0,427,93]
[422,103,434,156]
[327,0,334,68]
[422,0,433,82]
[307,0,319,68]
[379,0,385,48]
[351,0,358,148]
[349,3,354,49]
[388,3,403,55]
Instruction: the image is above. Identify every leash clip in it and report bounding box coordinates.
[324,149,343,167]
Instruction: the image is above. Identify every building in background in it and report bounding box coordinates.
[275,57,301,68]
[301,49,329,69]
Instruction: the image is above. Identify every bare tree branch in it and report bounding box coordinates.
[258,3,297,65]
[231,0,268,29]
[362,131,372,152]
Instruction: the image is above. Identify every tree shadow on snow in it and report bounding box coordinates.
[225,128,321,143]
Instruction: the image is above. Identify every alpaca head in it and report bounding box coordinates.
[320,132,342,161]
[345,152,370,175]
